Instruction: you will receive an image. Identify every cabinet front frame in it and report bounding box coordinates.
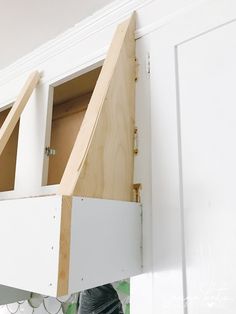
[150,1,236,313]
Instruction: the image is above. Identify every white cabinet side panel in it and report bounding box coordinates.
[14,84,51,195]
[178,20,236,314]
[131,34,153,314]
[0,196,62,296]
[150,31,185,314]
[69,197,142,294]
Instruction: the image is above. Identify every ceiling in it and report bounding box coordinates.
[0,0,113,70]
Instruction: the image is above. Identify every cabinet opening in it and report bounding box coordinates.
[46,66,102,186]
[0,107,19,192]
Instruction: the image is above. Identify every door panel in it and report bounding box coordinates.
[151,2,236,313]
[178,21,236,314]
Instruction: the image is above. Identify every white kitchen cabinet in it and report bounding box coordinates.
[0,196,141,297]
[0,14,142,300]
[151,1,236,313]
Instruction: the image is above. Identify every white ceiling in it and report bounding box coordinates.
[0,0,113,70]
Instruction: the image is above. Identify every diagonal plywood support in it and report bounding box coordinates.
[58,14,136,201]
[57,14,136,292]
[0,71,40,156]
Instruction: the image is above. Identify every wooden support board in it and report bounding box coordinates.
[58,14,136,201]
[0,109,19,192]
[0,71,40,156]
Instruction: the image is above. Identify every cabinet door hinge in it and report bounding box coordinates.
[146,52,150,75]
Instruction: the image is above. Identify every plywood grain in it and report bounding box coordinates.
[47,94,91,185]
[57,196,72,296]
[0,109,19,192]
[58,14,136,201]
[0,71,40,157]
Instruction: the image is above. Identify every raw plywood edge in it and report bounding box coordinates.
[57,196,72,296]
[0,71,40,156]
[58,13,136,201]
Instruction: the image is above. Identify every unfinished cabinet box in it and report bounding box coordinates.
[0,108,19,192]
[46,67,102,186]
[0,14,141,298]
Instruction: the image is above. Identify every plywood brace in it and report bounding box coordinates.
[57,196,72,296]
[55,14,136,296]
[0,71,40,156]
[58,14,136,202]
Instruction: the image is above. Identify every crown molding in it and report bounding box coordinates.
[0,0,207,88]
[0,0,153,86]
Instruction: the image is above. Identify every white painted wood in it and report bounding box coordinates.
[0,0,188,88]
[150,1,236,313]
[14,83,51,194]
[0,185,58,201]
[68,197,142,293]
[150,33,185,314]
[0,286,30,305]
[130,35,153,314]
[0,195,62,296]
[0,195,141,297]
[178,20,236,314]
[0,0,207,105]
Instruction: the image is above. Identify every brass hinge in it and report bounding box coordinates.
[146,52,150,75]
[133,183,142,203]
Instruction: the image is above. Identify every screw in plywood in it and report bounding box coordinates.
[135,57,139,82]
[134,127,139,155]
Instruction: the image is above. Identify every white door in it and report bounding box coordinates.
[151,1,236,313]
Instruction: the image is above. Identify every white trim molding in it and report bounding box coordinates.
[0,0,152,87]
[0,0,209,91]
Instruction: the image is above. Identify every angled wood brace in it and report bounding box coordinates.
[0,71,40,156]
[58,14,136,202]
[57,14,136,296]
